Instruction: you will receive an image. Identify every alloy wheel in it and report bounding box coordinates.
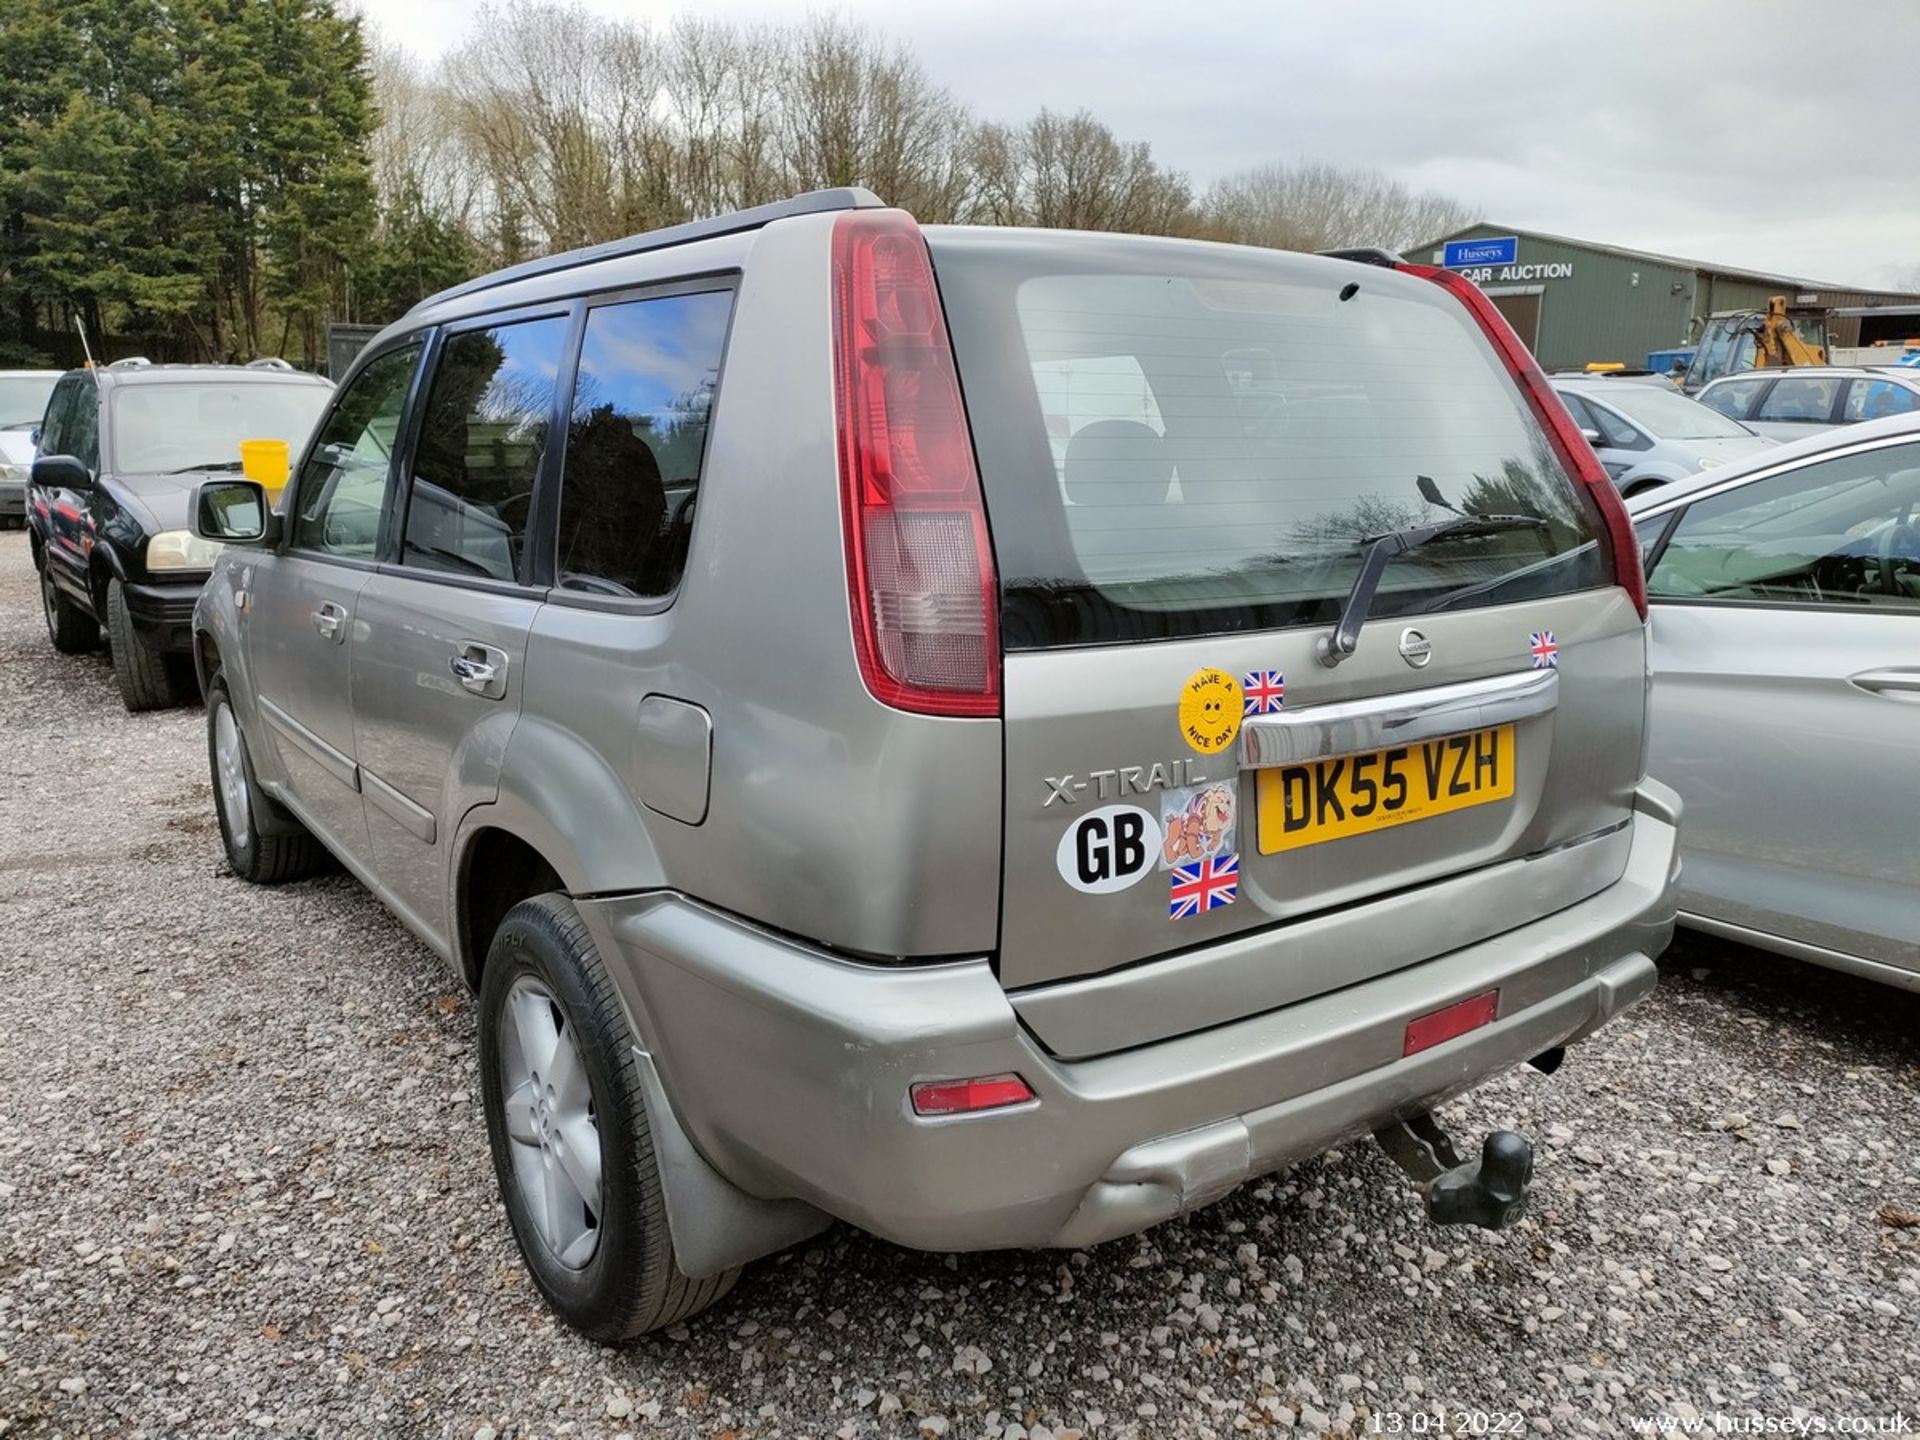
[498,975,603,1269]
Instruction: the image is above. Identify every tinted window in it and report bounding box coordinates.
[1754,376,1841,424]
[1648,442,1920,610]
[1699,379,1761,419]
[403,317,569,584]
[555,290,732,598]
[68,384,100,470]
[291,345,421,559]
[934,235,1604,648]
[1842,378,1920,422]
[37,378,82,457]
[109,381,329,474]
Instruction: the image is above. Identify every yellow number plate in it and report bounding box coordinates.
[1256,724,1516,854]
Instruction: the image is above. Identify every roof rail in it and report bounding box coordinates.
[413,187,889,313]
[246,357,294,370]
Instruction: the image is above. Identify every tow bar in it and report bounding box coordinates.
[1374,1111,1534,1231]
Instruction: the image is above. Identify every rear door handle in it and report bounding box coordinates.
[311,602,347,642]
[450,643,509,700]
[1850,668,1920,697]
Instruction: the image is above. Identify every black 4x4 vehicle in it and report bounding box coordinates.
[29,359,332,710]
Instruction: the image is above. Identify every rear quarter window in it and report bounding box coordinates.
[931,234,1604,648]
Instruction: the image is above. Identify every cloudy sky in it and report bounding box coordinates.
[357,0,1920,288]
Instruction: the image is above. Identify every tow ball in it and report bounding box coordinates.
[1374,1111,1535,1231]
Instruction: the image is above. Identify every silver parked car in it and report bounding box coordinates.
[1551,376,1775,497]
[187,191,1678,1340]
[1628,412,1920,989]
[1697,365,1920,442]
[0,369,60,527]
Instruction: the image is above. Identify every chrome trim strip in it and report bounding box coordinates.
[1239,669,1558,769]
[362,768,437,844]
[258,696,360,793]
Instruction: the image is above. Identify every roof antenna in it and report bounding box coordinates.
[73,312,99,378]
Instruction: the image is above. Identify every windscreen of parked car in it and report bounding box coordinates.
[1593,384,1755,441]
[0,374,58,429]
[109,380,331,474]
[931,233,1604,647]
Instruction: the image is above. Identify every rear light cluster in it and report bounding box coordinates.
[909,1073,1035,1117]
[1399,263,1650,621]
[831,210,1001,717]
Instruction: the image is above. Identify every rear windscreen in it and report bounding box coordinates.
[930,233,1605,648]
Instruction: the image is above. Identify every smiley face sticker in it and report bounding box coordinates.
[1178,667,1243,755]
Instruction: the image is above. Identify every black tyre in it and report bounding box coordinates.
[479,894,738,1342]
[106,577,180,711]
[207,677,328,884]
[40,562,99,655]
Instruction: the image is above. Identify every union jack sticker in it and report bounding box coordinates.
[1170,852,1238,920]
[1529,631,1559,669]
[1241,669,1285,715]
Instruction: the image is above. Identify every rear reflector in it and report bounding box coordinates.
[1403,990,1501,1057]
[909,1073,1035,1117]
[1399,263,1649,621]
[832,209,1001,717]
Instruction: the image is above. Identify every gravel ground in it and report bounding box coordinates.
[1,527,1916,1440]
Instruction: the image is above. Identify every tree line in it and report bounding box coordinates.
[0,0,1476,370]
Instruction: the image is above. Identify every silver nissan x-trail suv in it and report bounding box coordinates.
[190,189,1679,1341]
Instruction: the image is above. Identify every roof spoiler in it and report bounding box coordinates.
[412,187,889,313]
[1316,247,1406,269]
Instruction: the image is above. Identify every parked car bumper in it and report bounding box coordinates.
[122,576,205,654]
[578,781,1680,1254]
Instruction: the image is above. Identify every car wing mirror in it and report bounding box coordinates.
[192,478,281,548]
[29,454,92,490]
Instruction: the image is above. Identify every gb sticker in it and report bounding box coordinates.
[1057,805,1162,894]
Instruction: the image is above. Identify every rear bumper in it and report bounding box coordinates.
[122,577,204,653]
[580,781,1679,1253]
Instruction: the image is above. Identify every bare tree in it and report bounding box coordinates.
[1204,161,1477,253]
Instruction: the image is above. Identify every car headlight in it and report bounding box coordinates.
[0,461,27,484]
[146,530,224,572]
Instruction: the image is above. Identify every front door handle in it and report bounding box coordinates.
[311,602,347,642]
[1851,668,1920,697]
[450,643,509,700]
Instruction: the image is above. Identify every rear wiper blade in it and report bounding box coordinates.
[1316,513,1550,669]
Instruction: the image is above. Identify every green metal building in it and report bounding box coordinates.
[1407,224,1920,371]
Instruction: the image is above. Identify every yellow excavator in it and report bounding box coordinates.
[1680,295,1828,392]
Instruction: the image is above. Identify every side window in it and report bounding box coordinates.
[554,290,733,598]
[1557,392,1599,432]
[404,316,569,584]
[37,378,78,458]
[1754,375,1842,424]
[1586,400,1646,451]
[1648,442,1920,610]
[67,388,100,471]
[1700,379,1758,419]
[290,344,422,559]
[1842,379,1920,423]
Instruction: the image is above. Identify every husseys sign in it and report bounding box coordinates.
[1440,235,1575,285]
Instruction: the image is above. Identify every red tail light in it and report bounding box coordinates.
[1398,263,1648,621]
[831,209,1001,716]
[909,1074,1035,1117]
